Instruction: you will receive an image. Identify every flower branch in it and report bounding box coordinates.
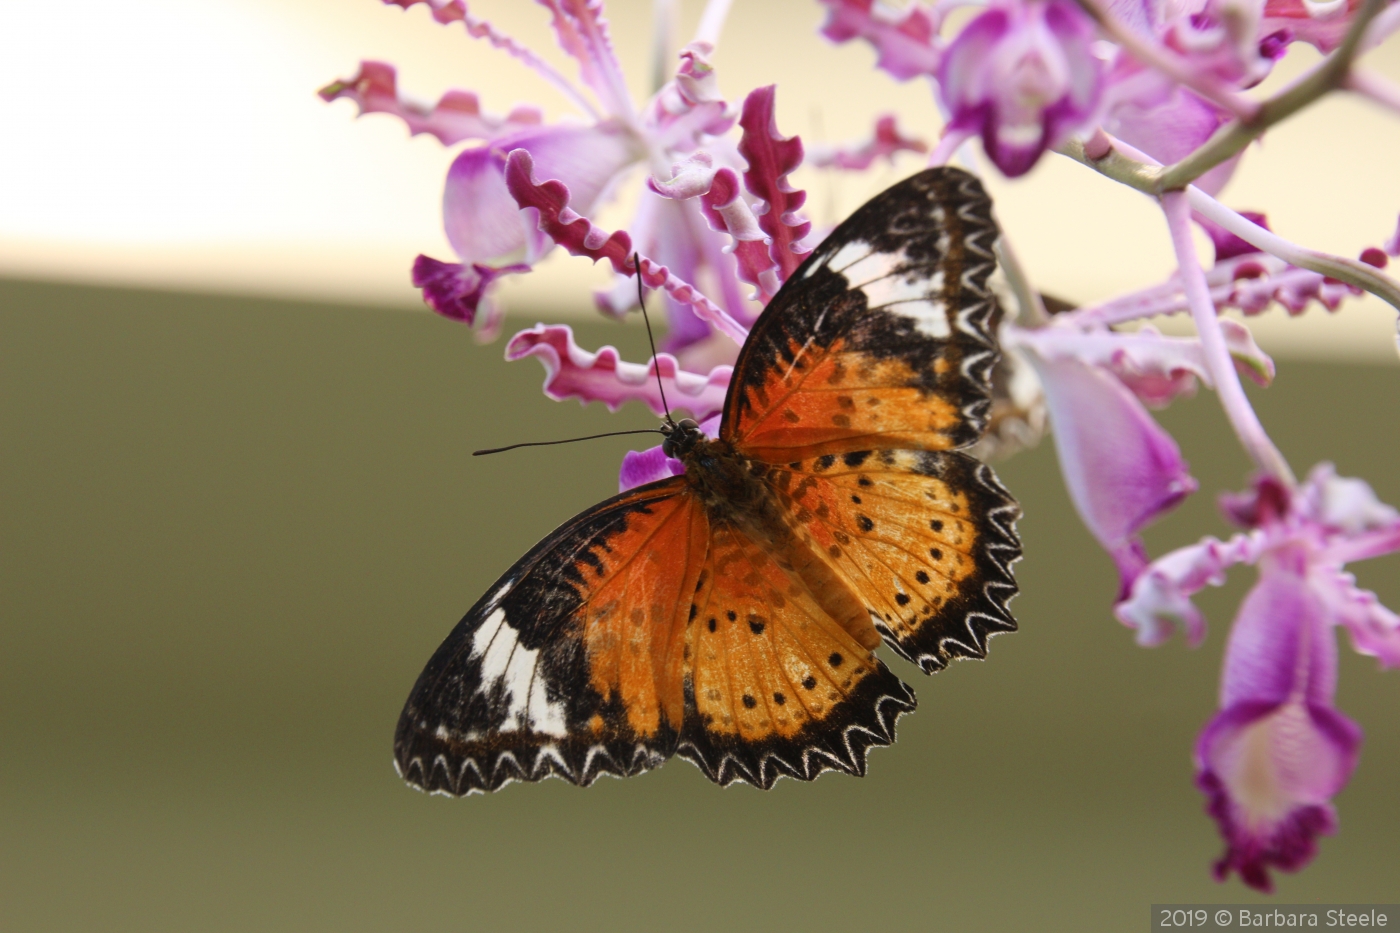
[1162,191,1296,485]
[1154,0,1389,192]
[1064,133,1400,316]
[1346,68,1400,116]
[1188,187,1400,314]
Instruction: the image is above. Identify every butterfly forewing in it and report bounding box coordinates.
[395,479,704,794]
[723,169,1003,463]
[678,518,916,788]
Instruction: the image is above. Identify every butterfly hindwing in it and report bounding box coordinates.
[395,478,707,795]
[766,448,1020,673]
[677,518,916,788]
[723,167,1002,463]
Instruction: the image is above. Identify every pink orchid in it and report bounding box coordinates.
[821,0,1380,181]
[938,0,1104,176]
[323,1,738,337]
[497,83,828,421]
[1002,317,1277,594]
[1017,345,1197,593]
[1117,466,1400,890]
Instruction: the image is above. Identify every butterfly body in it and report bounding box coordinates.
[674,431,886,651]
[396,167,1021,794]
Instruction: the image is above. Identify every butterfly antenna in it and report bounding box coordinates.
[634,253,675,426]
[473,428,666,457]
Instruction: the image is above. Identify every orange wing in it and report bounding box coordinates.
[722,168,1002,463]
[765,448,1019,673]
[720,167,1022,674]
[677,517,915,787]
[395,478,708,794]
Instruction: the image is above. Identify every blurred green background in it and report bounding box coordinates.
[2,279,1397,932]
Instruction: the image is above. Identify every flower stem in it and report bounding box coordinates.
[1161,192,1296,486]
[1154,0,1388,192]
[692,0,735,46]
[1187,188,1400,314]
[1059,135,1400,316]
[994,231,1051,327]
[1347,69,1400,117]
[650,0,678,95]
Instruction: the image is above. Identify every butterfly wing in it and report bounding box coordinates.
[395,478,709,795]
[721,167,1002,463]
[722,166,1021,672]
[765,448,1019,673]
[677,517,915,788]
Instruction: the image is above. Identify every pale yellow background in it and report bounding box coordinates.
[3,0,1399,359]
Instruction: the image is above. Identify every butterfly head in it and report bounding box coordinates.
[660,418,702,459]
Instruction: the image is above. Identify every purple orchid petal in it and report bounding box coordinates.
[646,43,735,152]
[504,149,750,344]
[806,114,929,169]
[537,0,634,119]
[505,324,733,418]
[592,186,753,345]
[1029,352,1198,597]
[651,155,781,305]
[384,0,605,119]
[737,87,812,282]
[411,255,530,325]
[618,413,722,492]
[1197,210,1272,263]
[443,122,637,264]
[1305,462,1400,536]
[1316,568,1400,668]
[619,445,686,492]
[1196,561,1363,892]
[642,193,734,353]
[319,61,542,146]
[1012,321,1273,408]
[818,0,943,81]
[1115,533,1258,645]
[1384,215,1400,256]
[1262,0,1365,52]
[1105,86,1238,194]
[938,0,1103,178]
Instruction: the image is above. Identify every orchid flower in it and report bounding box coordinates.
[820,0,1382,183]
[1118,466,1400,890]
[323,0,741,347]
[330,0,1400,892]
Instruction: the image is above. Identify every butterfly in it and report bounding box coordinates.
[394,167,1021,794]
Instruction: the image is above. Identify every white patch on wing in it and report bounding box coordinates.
[472,608,513,683]
[528,677,569,736]
[837,248,905,288]
[857,269,935,308]
[823,239,874,275]
[498,643,538,731]
[469,607,568,735]
[483,579,514,614]
[883,299,951,338]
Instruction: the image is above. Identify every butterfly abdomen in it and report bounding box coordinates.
[681,437,883,651]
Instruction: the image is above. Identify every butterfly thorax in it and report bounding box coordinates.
[679,435,883,650]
